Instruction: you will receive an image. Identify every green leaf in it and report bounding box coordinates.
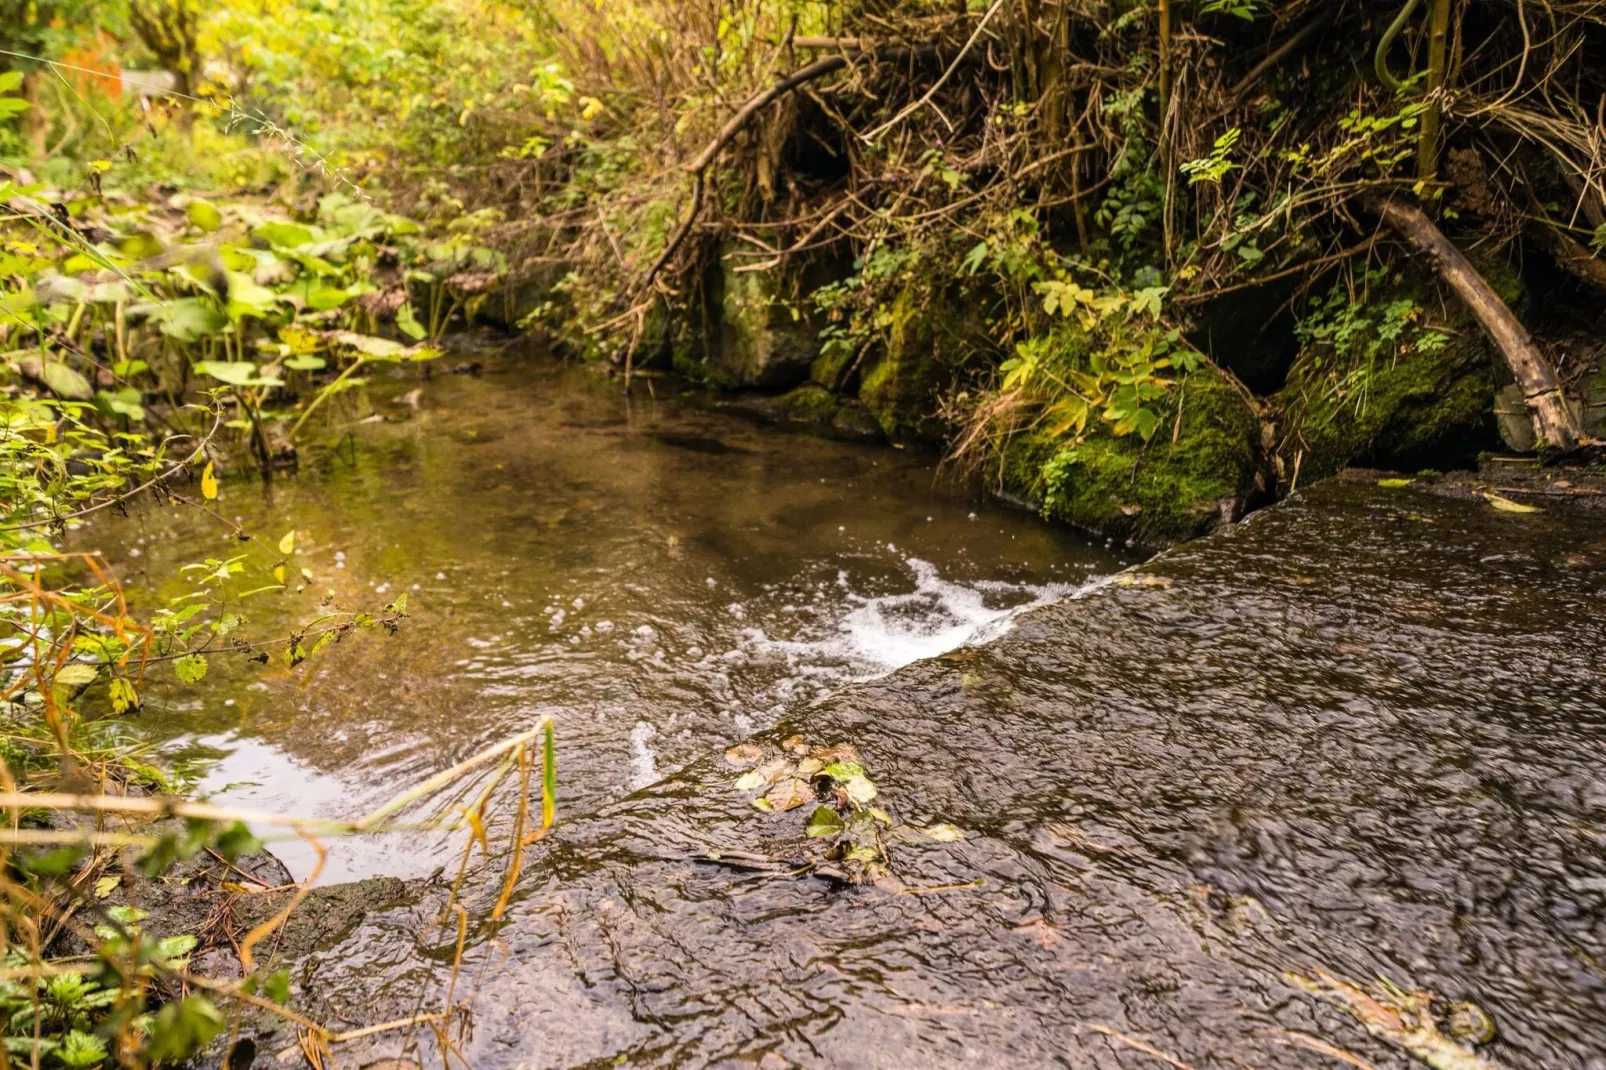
[805,806,845,838]
[331,331,407,359]
[58,1031,107,1070]
[186,200,223,233]
[149,299,229,342]
[396,302,427,341]
[1377,477,1413,488]
[214,821,262,862]
[193,361,260,386]
[54,664,100,688]
[109,677,139,713]
[41,362,93,401]
[142,996,225,1063]
[174,654,208,684]
[253,221,316,249]
[284,355,327,371]
[819,761,864,782]
[0,71,24,94]
[304,286,350,311]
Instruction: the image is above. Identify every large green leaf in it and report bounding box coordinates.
[40,362,93,400]
[192,361,260,386]
[148,299,229,342]
[253,221,317,249]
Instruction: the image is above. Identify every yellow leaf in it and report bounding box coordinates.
[94,875,121,899]
[1485,491,1539,514]
[278,530,296,555]
[109,678,138,714]
[273,565,286,583]
[201,461,218,500]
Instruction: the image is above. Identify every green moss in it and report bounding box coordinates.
[858,286,977,446]
[1275,280,1497,482]
[1030,371,1262,546]
[810,346,855,391]
[774,383,840,423]
[712,252,818,388]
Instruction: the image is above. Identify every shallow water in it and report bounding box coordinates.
[89,361,1606,1067]
[286,478,1606,1069]
[94,354,1123,881]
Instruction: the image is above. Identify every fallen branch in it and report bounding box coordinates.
[1369,195,1586,452]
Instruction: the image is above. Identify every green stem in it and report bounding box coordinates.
[1416,0,1452,187]
[1374,0,1422,93]
[288,355,365,441]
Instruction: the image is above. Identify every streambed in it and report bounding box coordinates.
[91,357,1606,1068]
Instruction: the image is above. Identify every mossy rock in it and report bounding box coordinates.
[706,246,824,389]
[858,285,980,446]
[1004,371,1263,547]
[774,383,840,424]
[1274,279,1498,481]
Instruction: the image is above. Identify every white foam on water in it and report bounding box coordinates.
[628,721,660,789]
[744,556,1090,680]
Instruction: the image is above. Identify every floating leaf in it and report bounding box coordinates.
[174,654,207,684]
[842,774,878,805]
[1377,478,1413,488]
[1485,492,1539,514]
[925,824,965,842]
[201,461,218,500]
[820,761,865,782]
[762,777,814,813]
[805,806,845,838]
[284,355,326,371]
[733,770,767,791]
[278,530,296,555]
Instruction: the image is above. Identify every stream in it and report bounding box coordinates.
[92,354,1606,1068]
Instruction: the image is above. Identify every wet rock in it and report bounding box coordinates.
[856,284,979,446]
[830,400,883,443]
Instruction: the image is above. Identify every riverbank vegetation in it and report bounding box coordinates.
[2,0,1604,1062]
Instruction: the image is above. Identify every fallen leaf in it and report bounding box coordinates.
[94,875,121,898]
[1485,491,1540,514]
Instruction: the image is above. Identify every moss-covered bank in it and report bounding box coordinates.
[995,370,1265,548]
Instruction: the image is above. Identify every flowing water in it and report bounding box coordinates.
[99,353,1123,883]
[91,357,1606,1068]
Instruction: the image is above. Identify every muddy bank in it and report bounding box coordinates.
[216,477,1606,1068]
